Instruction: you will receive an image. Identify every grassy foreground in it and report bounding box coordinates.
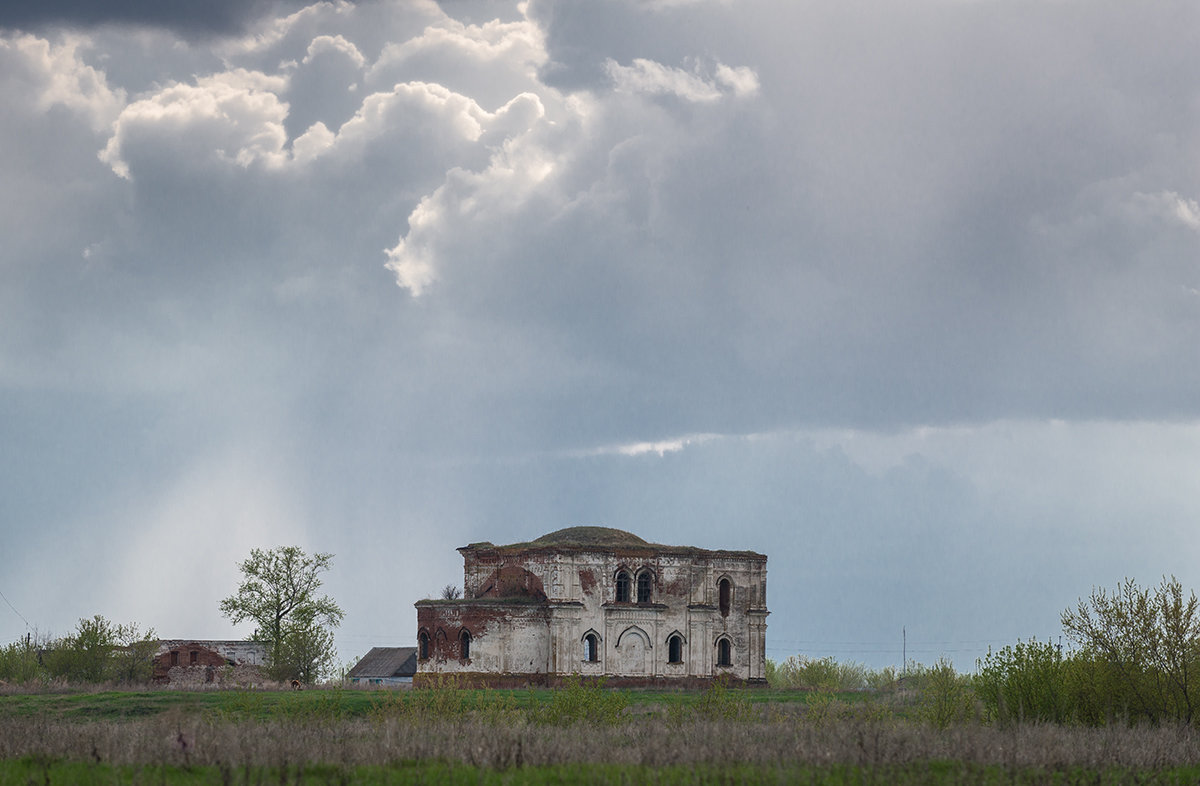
[6,760,1200,786]
[5,683,1200,785]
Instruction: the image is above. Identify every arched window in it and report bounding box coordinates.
[719,577,732,617]
[615,570,631,602]
[667,633,684,664]
[583,632,599,662]
[459,630,471,660]
[636,570,652,603]
[716,638,732,667]
[418,631,430,660]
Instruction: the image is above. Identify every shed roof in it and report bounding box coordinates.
[346,647,418,679]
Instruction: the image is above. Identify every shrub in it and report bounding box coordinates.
[975,639,1076,724]
[908,659,977,729]
[0,635,47,685]
[693,676,752,721]
[534,676,628,726]
[771,655,870,691]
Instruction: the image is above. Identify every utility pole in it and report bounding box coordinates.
[902,627,906,677]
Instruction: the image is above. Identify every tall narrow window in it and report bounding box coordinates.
[615,571,631,602]
[719,578,732,617]
[584,632,599,662]
[460,630,471,660]
[170,651,179,667]
[189,650,198,665]
[717,638,732,667]
[418,631,430,660]
[637,570,652,603]
[668,634,683,664]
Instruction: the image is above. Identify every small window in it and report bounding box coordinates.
[719,578,732,617]
[636,571,652,603]
[189,650,198,665]
[717,638,732,667]
[615,571,631,602]
[418,631,430,660]
[583,632,599,662]
[668,634,683,664]
[460,630,471,660]
[170,651,179,667]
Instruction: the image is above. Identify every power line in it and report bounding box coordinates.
[0,586,30,629]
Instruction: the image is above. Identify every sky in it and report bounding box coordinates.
[2,0,1199,672]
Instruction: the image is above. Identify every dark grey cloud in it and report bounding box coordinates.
[0,0,303,36]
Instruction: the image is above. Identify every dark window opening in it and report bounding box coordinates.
[418,631,430,659]
[717,639,732,667]
[189,650,198,665]
[668,634,683,664]
[460,630,471,660]
[584,633,599,662]
[636,571,652,603]
[170,651,179,667]
[719,578,732,617]
[615,571,631,602]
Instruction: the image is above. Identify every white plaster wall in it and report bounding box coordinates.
[423,545,767,682]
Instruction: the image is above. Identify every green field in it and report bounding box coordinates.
[0,684,821,722]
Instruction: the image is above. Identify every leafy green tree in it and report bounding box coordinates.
[110,623,159,684]
[219,546,343,683]
[39,616,155,684]
[272,610,337,684]
[43,615,117,683]
[1061,576,1200,724]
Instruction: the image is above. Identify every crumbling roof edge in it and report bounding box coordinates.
[459,542,767,560]
[414,597,549,608]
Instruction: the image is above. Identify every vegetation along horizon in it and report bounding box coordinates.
[4,551,1200,783]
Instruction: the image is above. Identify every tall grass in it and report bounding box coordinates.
[3,710,1200,770]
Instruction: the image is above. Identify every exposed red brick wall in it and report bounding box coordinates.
[152,644,231,683]
[578,568,597,597]
[476,564,546,600]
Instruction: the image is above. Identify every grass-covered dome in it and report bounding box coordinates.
[530,526,649,549]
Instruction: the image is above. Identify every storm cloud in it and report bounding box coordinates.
[2,0,1199,669]
[0,0,309,36]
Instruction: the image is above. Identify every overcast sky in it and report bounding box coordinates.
[2,0,1199,671]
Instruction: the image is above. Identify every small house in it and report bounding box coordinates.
[347,647,418,685]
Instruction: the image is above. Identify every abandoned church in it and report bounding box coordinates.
[414,527,768,687]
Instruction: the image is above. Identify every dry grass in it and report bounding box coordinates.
[2,711,1200,771]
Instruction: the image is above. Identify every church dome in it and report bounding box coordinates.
[529,526,649,549]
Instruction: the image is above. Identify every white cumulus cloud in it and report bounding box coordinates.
[606,57,756,102]
[100,68,289,178]
[0,32,125,132]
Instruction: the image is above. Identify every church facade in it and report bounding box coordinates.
[414,527,768,686]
